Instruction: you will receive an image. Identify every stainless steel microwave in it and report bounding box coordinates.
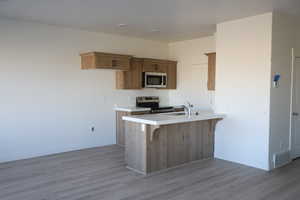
[143,72,167,88]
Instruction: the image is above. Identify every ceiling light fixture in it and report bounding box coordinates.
[118,24,128,28]
[150,29,160,33]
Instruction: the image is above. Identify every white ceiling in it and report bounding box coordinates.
[0,0,299,42]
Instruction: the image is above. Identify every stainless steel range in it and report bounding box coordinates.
[136,96,176,113]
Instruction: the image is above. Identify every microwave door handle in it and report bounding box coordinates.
[163,76,167,86]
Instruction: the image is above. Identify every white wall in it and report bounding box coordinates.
[268,12,297,169]
[168,36,216,110]
[215,13,273,170]
[0,18,169,163]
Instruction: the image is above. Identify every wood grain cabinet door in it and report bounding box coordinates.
[166,61,177,89]
[116,58,143,89]
[109,55,131,71]
[205,52,216,91]
[165,121,214,168]
[156,63,168,73]
[142,59,157,72]
[183,121,203,162]
[80,52,131,70]
[166,124,185,168]
[142,59,168,73]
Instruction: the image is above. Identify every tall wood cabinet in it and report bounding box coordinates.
[205,52,216,91]
[166,61,177,89]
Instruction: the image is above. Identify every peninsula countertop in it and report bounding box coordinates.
[122,112,226,125]
[114,105,184,112]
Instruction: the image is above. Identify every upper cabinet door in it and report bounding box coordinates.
[116,58,143,90]
[166,61,177,89]
[205,53,216,91]
[142,59,168,73]
[80,52,132,71]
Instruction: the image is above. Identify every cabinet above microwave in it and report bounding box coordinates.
[142,59,168,73]
[116,58,177,90]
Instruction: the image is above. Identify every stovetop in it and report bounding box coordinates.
[134,105,176,113]
[147,106,175,113]
[136,96,177,113]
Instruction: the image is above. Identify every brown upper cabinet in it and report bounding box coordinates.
[80,52,177,89]
[142,58,177,89]
[205,52,216,91]
[80,52,132,71]
[166,61,177,89]
[142,59,168,73]
[116,58,177,90]
[116,58,143,89]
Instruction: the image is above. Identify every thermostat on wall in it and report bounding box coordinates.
[273,73,281,88]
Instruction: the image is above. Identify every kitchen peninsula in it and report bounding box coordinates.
[123,112,225,175]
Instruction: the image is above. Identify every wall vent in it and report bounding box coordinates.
[273,151,291,168]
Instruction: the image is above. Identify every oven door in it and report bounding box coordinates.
[144,72,167,88]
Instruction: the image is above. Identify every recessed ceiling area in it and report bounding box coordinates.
[0,0,299,42]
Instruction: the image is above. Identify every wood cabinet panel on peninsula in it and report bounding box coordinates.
[116,110,150,146]
[124,119,221,174]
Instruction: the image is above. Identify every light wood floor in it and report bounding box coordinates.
[1,145,300,200]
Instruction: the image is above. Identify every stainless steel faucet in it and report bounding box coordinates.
[183,101,193,116]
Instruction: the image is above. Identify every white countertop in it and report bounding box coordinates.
[114,106,151,112]
[122,112,226,125]
[114,105,184,112]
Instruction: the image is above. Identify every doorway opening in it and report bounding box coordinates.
[291,50,300,159]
